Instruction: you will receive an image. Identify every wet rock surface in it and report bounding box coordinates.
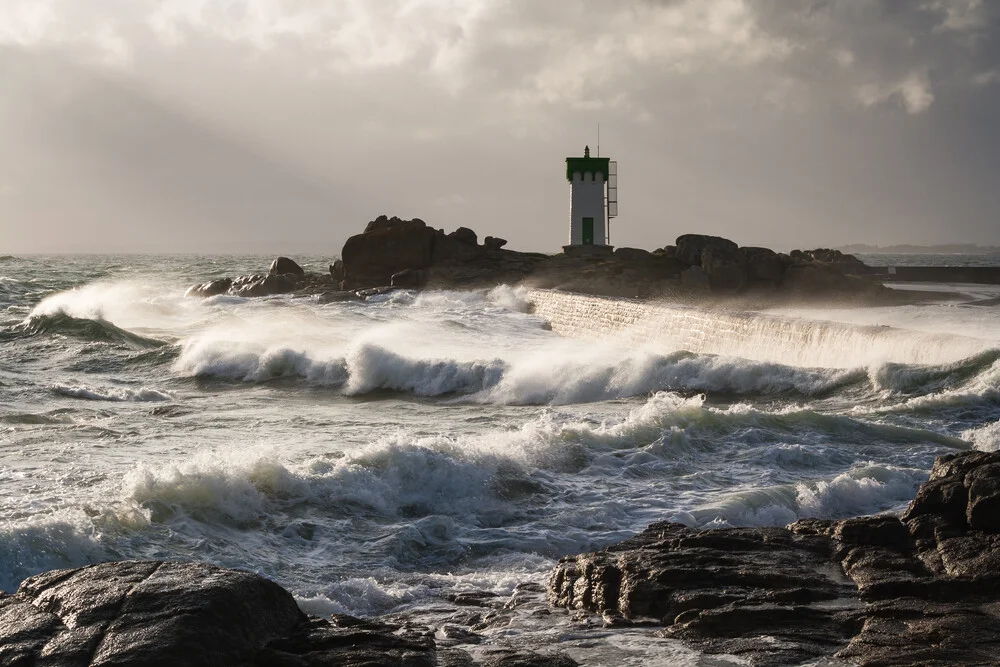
[0,560,578,667]
[548,450,1000,666]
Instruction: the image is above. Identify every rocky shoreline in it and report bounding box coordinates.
[551,449,1000,666]
[185,215,921,306]
[4,451,999,666]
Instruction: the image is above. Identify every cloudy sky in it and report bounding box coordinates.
[1,0,998,254]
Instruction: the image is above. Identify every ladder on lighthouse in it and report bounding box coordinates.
[606,161,618,244]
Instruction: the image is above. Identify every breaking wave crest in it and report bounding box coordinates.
[172,329,1000,409]
[15,313,166,348]
[52,383,173,402]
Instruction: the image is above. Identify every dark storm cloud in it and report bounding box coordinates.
[1,0,997,253]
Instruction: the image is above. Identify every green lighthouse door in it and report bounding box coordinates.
[582,217,594,245]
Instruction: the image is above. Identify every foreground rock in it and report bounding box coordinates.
[549,450,1000,666]
[0,560,576,667]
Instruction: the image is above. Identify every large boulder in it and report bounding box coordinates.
[549,450,1000,666]
[390,268,427,288]
[268,257,304,277]
[701,244,747,291]
[0,561,304,667]
[342,217,438,288]
[675,234,738,267]
[329,259,345,283]
[613,247,653,262]
[484,236,508,250]
[432,228,483,264]
[742,246,785,285]
[364,214,425,234]
[0,559,587,667]
[449,227,478,246]
[185,278,232,298]
[229,273,297,298]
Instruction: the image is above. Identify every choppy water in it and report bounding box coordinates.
[2,254,1000,665]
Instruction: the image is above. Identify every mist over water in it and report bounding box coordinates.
[3,254,1000,663]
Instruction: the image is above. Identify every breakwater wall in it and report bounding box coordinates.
[525,289,989,368]
[846,266,1000,284]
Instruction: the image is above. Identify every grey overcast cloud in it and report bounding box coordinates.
[1,0,998,254]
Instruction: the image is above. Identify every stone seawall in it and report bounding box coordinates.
[845,265,1000,284]
[525,289,988,368]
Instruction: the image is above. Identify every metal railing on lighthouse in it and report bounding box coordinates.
[606,161,618,244]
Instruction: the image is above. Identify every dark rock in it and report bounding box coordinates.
[680,266,710,290]
[0,561,304,667]
[549,450,1000,666]
[330,259,345,282]
[185,277,232,298]
[364,214,425,234]
[185,219,890,302]
[965,462,1000,532]
[342,217,437,287]
[317,291,360,304]
[794,248,865,265]
[268,257,304,277]
[742,246,785,285]
[355,286,397,299]
[433,229,484,264]
[391,268,427,288]
[442,591,501,607]
[261,614,435,667]
[675,234,738,267]
[450,227,478,246]
[0,560,592,666]
[477,649,578,666]
[834,515,910,551]
[782,263,868,296]
[701,244,747,291]
[230,273,297,298]
[613,247,652,261]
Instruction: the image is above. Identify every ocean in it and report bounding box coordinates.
[2,253,999,665]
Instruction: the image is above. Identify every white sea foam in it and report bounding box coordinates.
[52,383,173,402]
[693,464,925,528]
[343,343,506,396]
[795,465,925,517]
[964,420,1000,452]
[124,450,311,526]
[0,513,109,592]
[29,280,201,335]
[529,289,995,368]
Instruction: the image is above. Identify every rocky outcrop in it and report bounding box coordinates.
[268,257,305,277]
[185,216,896,303]
[742,246,784,285]
[674,234,739,267]
[0,560,577,667]
[185,277,232,298]
[0,561,433,667]
[186,261,337,299]
[342,216,439,288]
[791,248,864,265]
[549,450,1000,666]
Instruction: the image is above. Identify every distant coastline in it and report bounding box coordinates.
[836,243,1000,255]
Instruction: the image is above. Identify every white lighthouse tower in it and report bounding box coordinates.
[565,146,617,252]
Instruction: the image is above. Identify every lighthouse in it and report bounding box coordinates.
[565,146,617,251]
